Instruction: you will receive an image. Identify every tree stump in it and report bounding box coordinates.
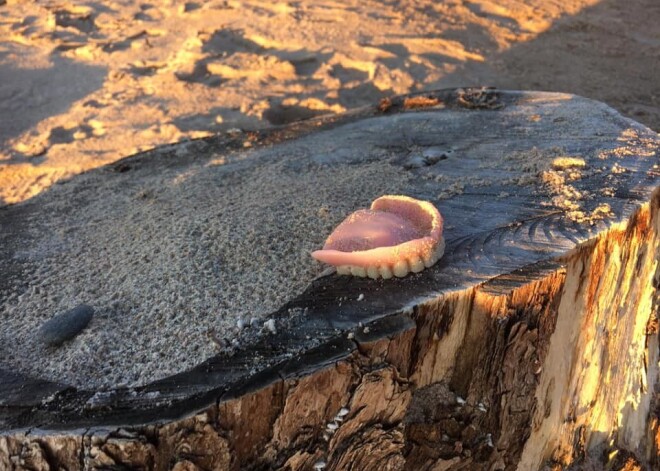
[1,89,658,470]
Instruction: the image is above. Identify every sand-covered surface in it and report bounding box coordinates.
[0,0,658,204]
[1,127,415,388]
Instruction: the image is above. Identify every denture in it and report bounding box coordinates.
[311,195,445,279]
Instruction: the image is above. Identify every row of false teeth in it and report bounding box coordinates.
[336,239,445,279]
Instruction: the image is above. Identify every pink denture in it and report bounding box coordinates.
[311,195,444,279]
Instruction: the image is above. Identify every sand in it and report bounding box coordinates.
[0,0,658,205]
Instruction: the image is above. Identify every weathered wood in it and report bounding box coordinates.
[0,89,658,469]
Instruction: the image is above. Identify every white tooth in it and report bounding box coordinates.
[337,265,351,275]
[423,254,436,268]
[367,266,380,279]
[393,260,410,277]
[424,239,446,268]
[409,256,425,273]
[436,238,446,259]
[350,265,367,277]
[379,265,393,279]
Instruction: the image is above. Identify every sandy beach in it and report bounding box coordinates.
[0,0,658,205]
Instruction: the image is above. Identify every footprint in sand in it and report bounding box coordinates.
[47,125,78,145]
[179,3,202,14]
[50,11,97,56]
[53,5,97,34]
[43,120,105,147]
[289,55,323,76]
[464,1,550,33]
[134,4,167,22]
[200,29,264,56]
[177,28,312,87]
[329,63,370,86]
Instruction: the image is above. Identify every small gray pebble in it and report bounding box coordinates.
[38,304,94,347]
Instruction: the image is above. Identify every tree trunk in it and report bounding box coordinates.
[1,89,658,470]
